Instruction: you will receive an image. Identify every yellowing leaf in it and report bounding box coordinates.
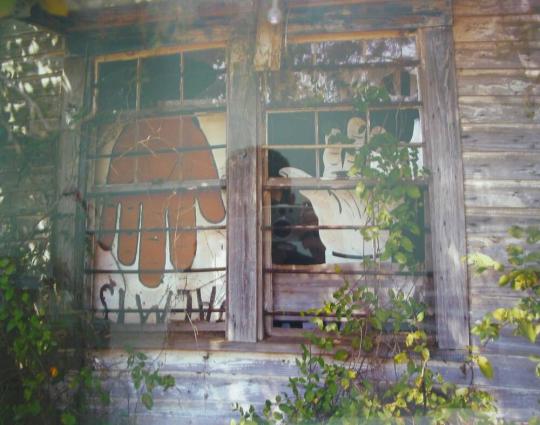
[394,352,408,364]
[518,321,537,343]
[491,308,507,322]
[477,355,493,379]
[39,0,68,16]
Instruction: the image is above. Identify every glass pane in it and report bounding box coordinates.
[284,37,417,68]
[268,148,317,179]
[267,112,315,146]
[269,189,325,265]
[92,224,227,325]
[92,114,226,185]
[97,60,137,112]
[140,54,180,108]
[90,113,227,324]
[269,187,380,265]
[183,49,226,101]
[267,112,316,177]
[370,108,420,142]
[284,43,314,67]
[364,37,417,63]
[318,111,359,179]
[269,187,426,266]
[314,40,365,66]
[266,68,417,105]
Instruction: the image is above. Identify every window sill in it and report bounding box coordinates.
[97,323,464,361]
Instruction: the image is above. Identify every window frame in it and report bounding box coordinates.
[57,12,468,352]
[259,32,430,339]
[83,43,229,332]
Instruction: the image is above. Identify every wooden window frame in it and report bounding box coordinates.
[251,27,469,351]
[57,3,468,352]
[81,43,229,332]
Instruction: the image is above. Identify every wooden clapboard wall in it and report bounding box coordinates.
[454,0,540,419]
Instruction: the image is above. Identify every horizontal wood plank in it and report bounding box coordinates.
[459,95,540,124]
[465,180,540,209]
[467,233,540,262]
[455,41,540,69]
[272,273,427,312]
[454,15,540,43]
[463,151,540,180]
[454,0,540,16]
[461,125,540,152]
[458,69,540,96]
[286,0,451,36]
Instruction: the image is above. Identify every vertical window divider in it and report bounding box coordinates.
[135,57,141,111]
[314,111,320,178]
[180,52,184,102]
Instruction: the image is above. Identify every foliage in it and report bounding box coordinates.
[232,284,496,425]
[0,258,106,424]
[125,348,176,411]
[0,257,176,424]
[232,83,495,425]
[469,225,540,379]
[347,84,428,270]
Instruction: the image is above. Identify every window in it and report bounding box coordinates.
[260,35,430,336]
[75,25,468,350]
[86,46,227,331]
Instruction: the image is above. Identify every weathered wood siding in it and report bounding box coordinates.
[454,0,540,419]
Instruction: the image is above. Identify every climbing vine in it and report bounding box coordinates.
[469,225,540,381]
[232,84,498,424]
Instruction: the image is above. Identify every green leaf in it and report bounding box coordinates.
[141,392,154,410]
[405,185,421,199]
[401,237,414,253]
[466,253,503,274]
[61,412,76,425]
[312,317,324,330]
[477,355,493,379]
[334,349,350,362]
[0,0,16,18]
[509,225,525,239]
[498,274,510,286]
[395,252,407,265]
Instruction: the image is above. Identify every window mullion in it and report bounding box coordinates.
[226,8,259,343]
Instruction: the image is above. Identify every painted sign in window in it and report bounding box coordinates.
[87,113,227,325]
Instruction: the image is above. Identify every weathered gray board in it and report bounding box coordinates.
[455,0,540,419]
[90,348,478,425]
[226,2,259,342]
[419,25,470,351]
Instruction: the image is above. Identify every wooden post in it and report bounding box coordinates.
[226,1,260,342]
[53,56,87,300]
[254,0,284,71]
[418,27,470,351]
